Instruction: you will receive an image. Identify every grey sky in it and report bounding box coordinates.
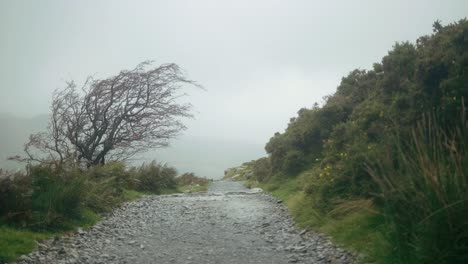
[1,0,466,178]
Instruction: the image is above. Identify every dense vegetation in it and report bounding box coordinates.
[0,162,209,262]
[229,20,468,263]
[0,60,208,262]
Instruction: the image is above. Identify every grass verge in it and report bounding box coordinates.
[248,176,391,263]
[0,184,202,263]
[0,189,147,263]
[0,161,210,263]
[0,225,50,263]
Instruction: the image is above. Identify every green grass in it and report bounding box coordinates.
[0,188,142,263]
[0,161,197,263]
[75,208,101,228]
[255,176,390,263]
[0,177,208,263]
[0,225,51,263]
[0,206,103,263]
[320,210,391,262]
[0,208,101,263]
[246,114,468,263]
[122,189,145,201]
[367,115,468,263]
[264,177,300,201]
[245,176,299,201]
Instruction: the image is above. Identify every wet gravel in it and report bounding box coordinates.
[16,181,355,264]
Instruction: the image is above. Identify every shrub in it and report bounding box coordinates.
[0,171,32,223]
[368,114,468,263]
[0,163,131,229]
[133,161,177,193]
[29,166,88,228]
[231,20,468,264]
[176,172,209,186]
[80,163,129,213]
[282,150,307,175]
[252,157,271,182]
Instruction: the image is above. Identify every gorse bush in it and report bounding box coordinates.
[238,20,468,263]
[368,113,468,263]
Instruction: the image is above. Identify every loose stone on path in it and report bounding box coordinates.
[16,181,355,264]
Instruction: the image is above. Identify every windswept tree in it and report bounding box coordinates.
[14,62,199,167]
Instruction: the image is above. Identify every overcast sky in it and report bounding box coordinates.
[1,0,466,177]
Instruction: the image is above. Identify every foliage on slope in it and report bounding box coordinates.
[0,161,206,262]
[237,20,468,264]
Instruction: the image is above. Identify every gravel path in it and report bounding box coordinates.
[17,181,355,264]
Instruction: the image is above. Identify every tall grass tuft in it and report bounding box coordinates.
[0,171,32,224]
[30,166,86,228]
[1,163,131,230]
[368,111,468,263]
[133,161,177,193]
[81,162,128,213]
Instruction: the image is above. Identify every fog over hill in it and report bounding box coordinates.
[0,113,264,178]
[139,136,265,179]
[2,0,466,179]
[0,113,48,170]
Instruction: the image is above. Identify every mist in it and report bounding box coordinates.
[1,0,466,178]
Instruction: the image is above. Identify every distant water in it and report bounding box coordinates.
[0,113,266,179]
[136,136,265,180]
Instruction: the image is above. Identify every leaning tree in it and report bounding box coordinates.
[15,62,199,167]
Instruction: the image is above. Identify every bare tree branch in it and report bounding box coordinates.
[16,61,199,167]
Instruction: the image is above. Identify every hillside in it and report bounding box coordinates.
[229,20,468,264]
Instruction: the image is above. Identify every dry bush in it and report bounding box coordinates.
[176,172,209,186]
